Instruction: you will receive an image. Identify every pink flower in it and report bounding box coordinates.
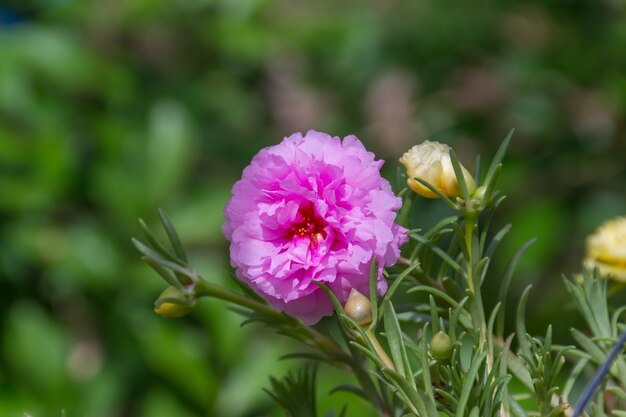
[223,130,407,325]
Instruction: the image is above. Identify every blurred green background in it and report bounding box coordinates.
[0,0,625,416]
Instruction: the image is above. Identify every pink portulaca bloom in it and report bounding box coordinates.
[223,130,407,324]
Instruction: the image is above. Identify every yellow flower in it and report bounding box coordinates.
[584,216,626,281]
[399,140,476,199]
[154,286,194,318]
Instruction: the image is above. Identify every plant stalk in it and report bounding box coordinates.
[194,279,346,357]
[365,328,396,371]
[464,214,489,361]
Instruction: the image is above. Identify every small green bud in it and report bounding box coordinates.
[472,185,494,208]
[154,286,193,318]
[344,288,372,326]
[473,185,487,200]
[430,331,453,361]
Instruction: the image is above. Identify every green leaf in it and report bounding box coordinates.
[158,208,188,263]
[487,302,501,360]
[329,385,368,400]
[383,302,410,379]
[139,218,185,265]
[570,328,607,365]
[479,163,502,211]
[342,314,384,362]
[429,296,440,334]
[413,177,457,209]
[132,238,194,280]
[451,222,470,260]
[449,297,470,341]
[382,368,438,417]
[264,365,318,417]
[435,387,458,407]
[611,306,626,339]
[483,129,514,192]
[584,272,612,337]
[409,233,464,276]
[397,194,413,228]
[455,350,487,417]
[315,282,351,335]
[506,350,534,391]
[408,285,461,309]
[506,394,529,417]
[424,216,460,240]
[563,277,599,335]
[515,285,533,358]
[442,277,465,302]
[475,256,490,287]
[484,223,512,259]
[562,356,589,400]
[606,386,626,401]
[369,258,379,330]
[378,262,420,328]
[314,282,346,317]
[479,128,514,211]
[419,323,434,400]
[496,239,536,339]
[141,257,184,290]
[279,352,328,362]
[449,148,470,201]
[348,341,385,369]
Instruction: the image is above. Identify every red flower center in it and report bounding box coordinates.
[291,203,327,245]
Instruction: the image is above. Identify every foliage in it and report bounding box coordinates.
[134,133,626,416]
[1,1,626,416]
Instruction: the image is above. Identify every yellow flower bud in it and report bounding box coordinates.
[584,216,626,281]
[429,331,453,361]
[344,288,372,326]
[154,286,194,318]
[399,141,476,199]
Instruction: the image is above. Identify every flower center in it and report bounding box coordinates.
[291,203,327,245]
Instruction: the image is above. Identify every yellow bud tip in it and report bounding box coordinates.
[344,288,372,326]
[154,302,192,318]
[154,286,193,318]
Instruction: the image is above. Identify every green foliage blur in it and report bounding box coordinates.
[0,0,625,416]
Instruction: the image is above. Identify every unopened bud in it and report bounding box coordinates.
[430,331,453,361]
[344,289,372,326]
[472,185,487,202]
[154,286,193,318]
[399,141,476,199]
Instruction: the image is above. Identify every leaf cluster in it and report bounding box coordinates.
[134,134,626,417]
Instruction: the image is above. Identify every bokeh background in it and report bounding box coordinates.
[1,0,625,416]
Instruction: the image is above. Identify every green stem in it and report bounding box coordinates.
[365,328,396,371]
[195,280,397,415]
[464,214,488,355]
[349,356,393,417]
[193,279,345,357]
[194,279,280,316]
